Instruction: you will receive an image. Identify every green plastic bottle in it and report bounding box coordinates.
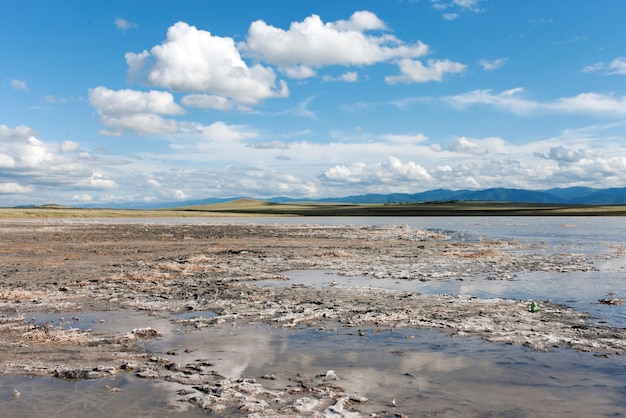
[529,300,540,313]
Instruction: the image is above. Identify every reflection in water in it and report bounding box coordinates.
[265,267,626,328]
[1,319,624,416]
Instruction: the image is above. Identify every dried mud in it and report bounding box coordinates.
[0,220,624,416]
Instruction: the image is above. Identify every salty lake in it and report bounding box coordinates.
[1,217,625,416]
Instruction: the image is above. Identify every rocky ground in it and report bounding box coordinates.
[0,220,624,416]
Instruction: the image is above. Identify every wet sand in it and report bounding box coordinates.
[0,220,624,416]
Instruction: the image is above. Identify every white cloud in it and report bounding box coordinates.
[11,79,28,91]
[241,11,429,68]
[88,86,184,136]
[545,145,584,163]
[381,133,428,144]
[322,72,359,82]
[173,189,187,199]
[444,88,626,116]
[479,58,507,71]
[0,182,33,194]
[0,153,15,167]
[181,94,234,111]
[386,58,466,84]
[0,125,53,167]
[60,140,80,153]
[72,194,93,202]
[450,137,489,155]
[443,88,536,113]
[431,0,483,17]
[88,86,184,116]
[197,121,257,142]
[283,65,317,79]
[90,173,117,189]
[0,125,122,202]
[0,124,37,141]
[331,10,388,31]
[177,121,258,147]
[43,94,73,104]
[147,178,161,188]
[453,0,481,10]
[126,22,288,105]
[248,141,289,150]
[553,93,626,115]
[115,18,137,31]
[99,114,180,137]
[319,156,432,185]
[277,95,319,119]
[582,57,626,75]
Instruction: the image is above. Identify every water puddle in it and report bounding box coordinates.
[0,373,207,418]
[261,270,626,328]
[24,310,174,333]
[1,324,624,416]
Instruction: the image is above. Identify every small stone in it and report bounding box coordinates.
[136,369,159,379]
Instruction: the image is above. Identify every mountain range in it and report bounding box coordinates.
[79,186,626,209]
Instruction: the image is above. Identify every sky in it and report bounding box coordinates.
[2,0,626,206]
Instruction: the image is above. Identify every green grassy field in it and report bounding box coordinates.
[3,199,626,218]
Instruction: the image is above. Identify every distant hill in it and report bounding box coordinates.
[302,187,626,205]
[63,186,626,209]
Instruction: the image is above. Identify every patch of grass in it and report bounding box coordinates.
[2,199,626,218]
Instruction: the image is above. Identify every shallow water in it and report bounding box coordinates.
[1,324,624,417]
[263,267,626,328]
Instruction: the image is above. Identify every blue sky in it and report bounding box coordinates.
[2,0,626,206]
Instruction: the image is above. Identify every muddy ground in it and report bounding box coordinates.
[0,220,624,416]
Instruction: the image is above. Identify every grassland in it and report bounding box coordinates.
[3,199,626,218]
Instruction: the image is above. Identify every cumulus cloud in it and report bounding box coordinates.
[582,57,626,75]
[386,59,466,84]
[241,11,429,68]
[173,189,187,199]
[283,65,317,79]
[450,137,489,155]
[88,86,184,136]
[125,22,288,105]
[319,156,432,185]
[0,182,33,194]
[0,125,37,141]
[60,140,80,153]
[0,125,53,167]
[89,86,184,116]
[178,121,258,146]
[0,125,113,201]
[479,58,507,71]
[534,145,585,163]
[90,173,117,189]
